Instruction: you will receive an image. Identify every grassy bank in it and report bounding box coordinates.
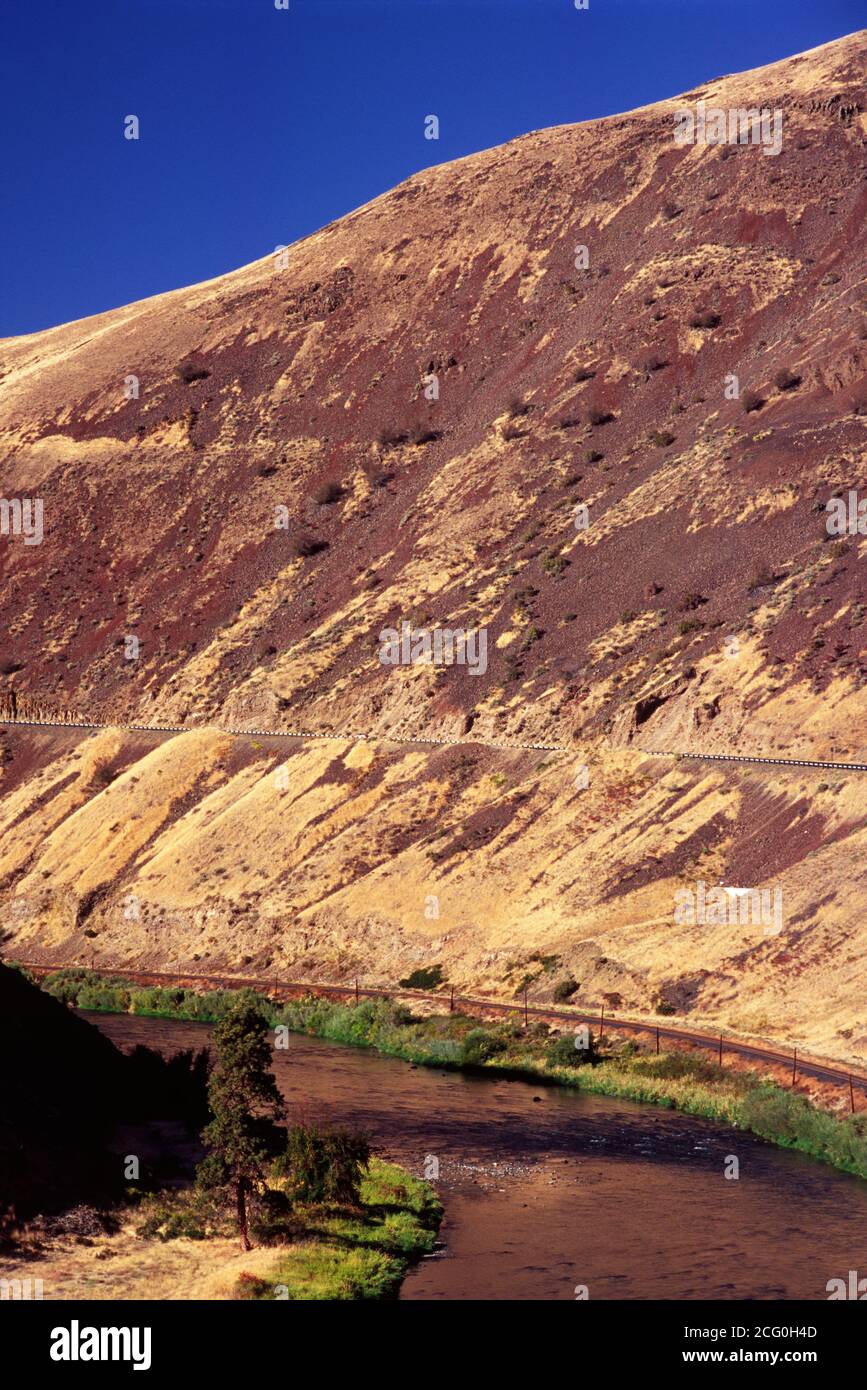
[4,1157,439,1301]
[26,966,867,1184]
[232,1158,441,1299]
[136,1154,440,1300]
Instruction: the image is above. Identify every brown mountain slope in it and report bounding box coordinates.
[1,33,866,1060]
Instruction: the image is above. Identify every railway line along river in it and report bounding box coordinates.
[91,1012,867,1301]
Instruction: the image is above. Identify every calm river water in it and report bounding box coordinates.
[91,1013,867,1301]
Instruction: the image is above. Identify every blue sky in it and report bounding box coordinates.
[1,0,862,336]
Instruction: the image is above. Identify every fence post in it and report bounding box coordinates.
[450,986,455,1013]
[355,977,359,1005]
[524,987,529,1027]
[655,1026,660,1055]
[850,1074,856,1114]
[792,1048,797,1085]
[718,1034,723,1066]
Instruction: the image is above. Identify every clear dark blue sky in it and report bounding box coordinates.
[1,0,861,336]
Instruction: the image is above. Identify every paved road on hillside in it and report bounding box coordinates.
[0,717,563,753]
[3,716,867,771]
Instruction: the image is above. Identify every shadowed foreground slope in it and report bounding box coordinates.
[0,963,207,1228]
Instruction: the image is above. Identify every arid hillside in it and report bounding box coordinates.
[1,33,866,1061]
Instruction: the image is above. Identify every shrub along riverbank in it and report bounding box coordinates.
[27,966,867,1184]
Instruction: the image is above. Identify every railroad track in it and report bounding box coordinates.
[5,724,862,1107]
[12,957,867,1103]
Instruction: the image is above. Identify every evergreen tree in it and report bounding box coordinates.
[196,993,285,1250]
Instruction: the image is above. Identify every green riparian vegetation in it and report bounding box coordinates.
[24,965,867,1185]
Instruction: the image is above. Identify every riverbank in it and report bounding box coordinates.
[135,1154,441,1300]
[27,966,867,1184]
[1,1158,439,1301]
[232,1158,441,1299]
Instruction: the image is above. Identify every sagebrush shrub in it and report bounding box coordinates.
[774,367,801,392]
[688,309,721,329]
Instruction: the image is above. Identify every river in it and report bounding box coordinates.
[90,1012,867,1301]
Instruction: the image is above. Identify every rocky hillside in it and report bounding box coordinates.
[1,33,866,1060]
